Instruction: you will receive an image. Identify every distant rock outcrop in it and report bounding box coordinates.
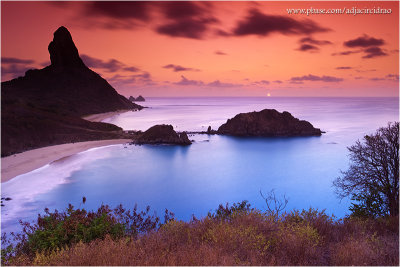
[136,125,191,145]
[135,95,145,102]
[129,96,136,102]
[1,26,143,156]
[217,109,322,137]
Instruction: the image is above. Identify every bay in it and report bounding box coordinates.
[2,97,398,233]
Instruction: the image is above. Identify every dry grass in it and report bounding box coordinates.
[7,209,398,266]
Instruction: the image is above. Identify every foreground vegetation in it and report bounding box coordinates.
[1,201,398,266]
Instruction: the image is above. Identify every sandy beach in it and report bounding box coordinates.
[1,139,131,183]
[82,109,133,122]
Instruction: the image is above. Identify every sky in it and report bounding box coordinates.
[1,1,399,97]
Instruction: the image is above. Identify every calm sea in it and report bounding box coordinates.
[1,97,398,233]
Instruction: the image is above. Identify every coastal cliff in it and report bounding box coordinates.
[1,26,141,156]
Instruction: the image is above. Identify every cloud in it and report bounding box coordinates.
[84,1,150,21]
[162,1,206,19]
[173,75,241,87]
[386,74,400,81]
[334,35,387,59]
[163,64,200,72]
[215,29,231,37]
[290,74,343,83]
[356,69,376,73]
[297,44,319,51]
[336,66,353,70]
[208,80,239,87]
[81,54,140,73]
[174,75,204,86]
[299,37,332,45]
[273,80,283,84]
[228,9,330,37]
[254,80,270,85]
[1,57,37,80]
[215,50,227,55]
[344,35,385,48]
[156,2,218,39]
[362,46,387,59]
[1,64,33,78]
[108,72,154,88]
[123,66,140,72]
[2,57,35,64]
[297,37,332,52]
[289,80,304,84]
[62,1,153,30]
[369,74,400,82]
[331,50,361,56]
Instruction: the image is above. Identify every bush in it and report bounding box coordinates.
[1,203,164,264]
[2,202,398,266]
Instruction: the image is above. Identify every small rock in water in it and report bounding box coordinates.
[4,197,12,201]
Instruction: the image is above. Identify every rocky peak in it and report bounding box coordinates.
[48,26,85,69]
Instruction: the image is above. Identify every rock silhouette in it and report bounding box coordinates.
[48,26,85,69]
[1,26,142,156]
[218,109,322,137]
[135,95,145,101]
[136,125,191,145]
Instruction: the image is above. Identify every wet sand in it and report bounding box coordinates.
[1,139,131,183]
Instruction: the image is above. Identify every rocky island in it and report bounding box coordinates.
[135,95,146,102]
[135,125,191,145]
[129,95,146,102]
[1,26,143,156]
[217,109,322,137]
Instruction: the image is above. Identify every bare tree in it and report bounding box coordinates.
[334,122,399,217]
[260,189,289,219]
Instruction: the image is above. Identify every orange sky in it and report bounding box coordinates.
[1,1,399,97]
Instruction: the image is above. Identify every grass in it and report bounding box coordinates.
[1,201,398,266]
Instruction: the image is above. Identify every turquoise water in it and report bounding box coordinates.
[1,97,398,233]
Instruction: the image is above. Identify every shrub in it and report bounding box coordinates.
[2,202,398,266]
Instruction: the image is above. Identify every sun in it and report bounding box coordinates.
[267,93,271,97]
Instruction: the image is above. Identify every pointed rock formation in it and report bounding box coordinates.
[2,26,141,116]
[218,109,322,137]
[48,26,85,69]
[129,96,136,102]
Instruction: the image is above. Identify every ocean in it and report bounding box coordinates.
[1,97,398,233]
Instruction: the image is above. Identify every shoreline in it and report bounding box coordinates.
[1,139,131,183]
[82,109,133,122]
